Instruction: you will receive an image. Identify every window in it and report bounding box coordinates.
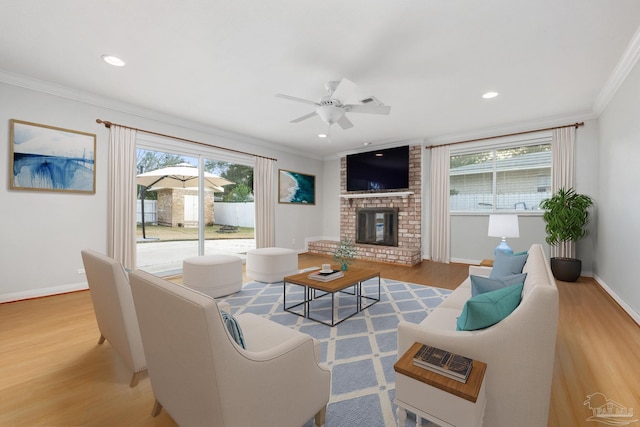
[449,140,551,212]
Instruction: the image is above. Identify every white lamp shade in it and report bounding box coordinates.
[488,214,520,238]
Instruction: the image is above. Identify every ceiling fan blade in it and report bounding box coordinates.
[331,78,360,104]
[275,93,319,106]
[346,104,391,115]
[337,115,354,130]
[290,111,318,123]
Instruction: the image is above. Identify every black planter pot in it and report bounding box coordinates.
[550,257,582,282]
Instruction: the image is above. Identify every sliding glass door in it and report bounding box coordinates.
[135,140,255,276]
[136,149,201,275]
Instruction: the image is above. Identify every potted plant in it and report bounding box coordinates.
[539,187,594,282]
[333,238,356,271]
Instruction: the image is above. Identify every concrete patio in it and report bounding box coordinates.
[137,238,256,276]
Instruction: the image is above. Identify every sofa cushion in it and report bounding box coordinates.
[456,283,524,331]
[470,273,527,297]
[439,280,472,309]
[419,306,461,331]
[221,310,246,349]
[490,250,529,279]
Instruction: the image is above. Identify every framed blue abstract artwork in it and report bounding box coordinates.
[10,119,96,194]
[278,169,315,205]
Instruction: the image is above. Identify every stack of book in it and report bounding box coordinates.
[308,269,344,282]
[412,344,473,383]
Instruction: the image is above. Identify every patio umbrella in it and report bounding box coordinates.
[136,163,234,238]
[136,163,234,191]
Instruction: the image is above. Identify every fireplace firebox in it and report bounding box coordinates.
[356,208,399,247]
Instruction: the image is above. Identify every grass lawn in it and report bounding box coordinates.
[137,224,254,241]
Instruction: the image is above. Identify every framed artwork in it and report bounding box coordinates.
[278,169,315,205]
[10,119,96,194]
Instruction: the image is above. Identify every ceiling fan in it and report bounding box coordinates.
[276,78,391,130]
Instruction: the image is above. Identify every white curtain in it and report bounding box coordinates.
[108,125,137,270]
[430,145,450,263]
[551,126,576,258]
[254,156,275,248]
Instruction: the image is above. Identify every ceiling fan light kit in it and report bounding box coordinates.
[276,78,391,131]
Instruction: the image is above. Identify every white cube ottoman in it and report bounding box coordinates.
[182,254,243,298]
[245,247,298,283]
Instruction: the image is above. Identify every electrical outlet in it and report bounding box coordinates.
[77,268,85,275]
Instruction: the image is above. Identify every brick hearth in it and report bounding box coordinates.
[308,145,422,266]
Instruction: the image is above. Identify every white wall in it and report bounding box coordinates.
[596,58,640,319]
[0,82,324,302]
[320,157,341,241]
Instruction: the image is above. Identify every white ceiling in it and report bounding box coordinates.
[1,1,640,158]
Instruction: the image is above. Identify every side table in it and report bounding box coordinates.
[394,342,487,427]
[479,259,494,267]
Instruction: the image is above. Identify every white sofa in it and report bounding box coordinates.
[397,243,559,427]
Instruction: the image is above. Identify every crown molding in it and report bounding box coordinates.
[424,111,598,147]
[334,138,425,158]
[592,25,640,115]
[0,69,321,161]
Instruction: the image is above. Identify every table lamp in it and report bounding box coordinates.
[488,214,519,255]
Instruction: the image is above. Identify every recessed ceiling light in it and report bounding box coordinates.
[318,133,328,138]
[101,54,126,67]
[482,91,499,99]
[363,142,371,146]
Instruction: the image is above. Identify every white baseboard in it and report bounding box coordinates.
[0,282,88,303]
[593,275,640,326]
[450,257,481,265]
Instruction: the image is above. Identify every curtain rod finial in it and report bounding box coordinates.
[96,119,112,128]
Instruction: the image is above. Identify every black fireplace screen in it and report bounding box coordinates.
[356,208,399,247]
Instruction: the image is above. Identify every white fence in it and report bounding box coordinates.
[214,202,254,227]
[137,200,158,225]
[450,192,550,212]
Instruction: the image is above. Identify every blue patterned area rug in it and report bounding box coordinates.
[218,277,451,427]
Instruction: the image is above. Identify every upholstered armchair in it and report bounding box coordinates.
[128,269,331,427]
[81,249,147,387]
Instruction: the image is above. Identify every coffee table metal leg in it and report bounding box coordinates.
[329,291,338,326]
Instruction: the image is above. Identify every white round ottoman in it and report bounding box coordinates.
[182,254,243,298]
[245,247,298,283]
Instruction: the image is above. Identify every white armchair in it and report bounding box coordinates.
[80,249,147,387]
[128,269,331,427]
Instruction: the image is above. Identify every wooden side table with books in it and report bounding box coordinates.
[394,342,487,427]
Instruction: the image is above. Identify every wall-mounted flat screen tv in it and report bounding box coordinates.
[346,145,410,192]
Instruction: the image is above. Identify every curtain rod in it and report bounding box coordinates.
[96,119,278,162]
[425,122,584,149]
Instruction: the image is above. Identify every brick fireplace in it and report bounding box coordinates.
[308,145,422,266]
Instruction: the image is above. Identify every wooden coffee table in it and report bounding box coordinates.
[283,267,380,326]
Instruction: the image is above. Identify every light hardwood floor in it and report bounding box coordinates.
[1,253,638,426]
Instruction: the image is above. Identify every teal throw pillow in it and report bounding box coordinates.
[470,273,527,297]
[489,250,529,279]
[456,283,524,331]
[221,310,246,349]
